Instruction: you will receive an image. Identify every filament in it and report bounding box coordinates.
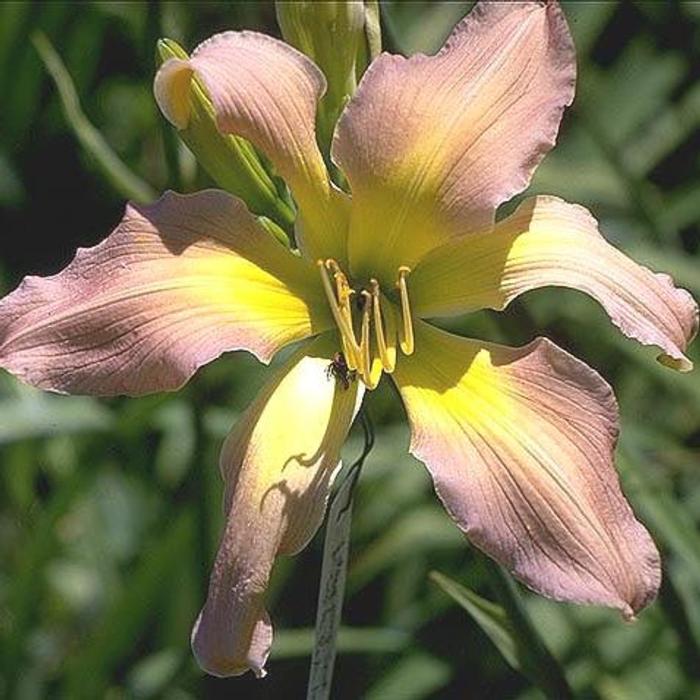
[359,290,372,383]
[318,259,415,389]
[370,279,395,373]
[396,266,414,356]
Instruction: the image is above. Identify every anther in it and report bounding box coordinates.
[396,266,414,356]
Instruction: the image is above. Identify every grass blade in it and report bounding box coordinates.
[431,566,574,699]
[32,31,156,202]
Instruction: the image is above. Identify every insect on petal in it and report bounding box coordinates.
[192,335,363,677]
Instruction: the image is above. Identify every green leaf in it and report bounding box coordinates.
[0,151,26,208]
[64,511,194,698]
[2,467,96,693]
[32,31,156,202]
[431,567,574,699]
[125,649,183,699]
[429,571,520,670]
[618,451,700,588]
[626,243,700,297]
[273,626,410,658]
[581,39,684,147]
[364,652,451,700]
[561,1,616,57]
[153,401,195,488]
[348,507,464,592]
[0,387,112,444]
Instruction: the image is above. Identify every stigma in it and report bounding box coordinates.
[317,259,414,389]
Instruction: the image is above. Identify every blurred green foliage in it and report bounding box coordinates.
[1,1,699,698]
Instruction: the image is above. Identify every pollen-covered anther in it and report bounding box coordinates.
[396,266,415,356]
[317,259,360,369]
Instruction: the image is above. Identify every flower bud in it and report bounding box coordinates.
[156,38,294,229]
[276,1,381,155]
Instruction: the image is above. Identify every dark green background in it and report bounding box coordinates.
[1,2,699,698]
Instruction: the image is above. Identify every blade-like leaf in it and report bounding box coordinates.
[0,387,112,444]
[430,567,574,699]
[274,626,410,659]
[429,571,520,670]
[64,512,194,697]
[364,652,450,700]
[32,31,156,202]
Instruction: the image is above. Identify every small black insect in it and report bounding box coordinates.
[326,351,357,390]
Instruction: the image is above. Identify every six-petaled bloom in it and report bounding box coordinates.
[0,0,697,679]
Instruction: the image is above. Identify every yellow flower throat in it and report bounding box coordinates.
[317,259,415,389]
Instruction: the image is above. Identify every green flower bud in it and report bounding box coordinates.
[156,38,295,230]
[276,1,382,156]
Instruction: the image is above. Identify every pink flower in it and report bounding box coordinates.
[1,0,697,678]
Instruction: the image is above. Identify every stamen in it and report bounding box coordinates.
[370,280,395,373]
[339,334,357,372]
[331,266,357,371]
[317,260,360,366]
[396,266,414,356]
[359,290,372,383]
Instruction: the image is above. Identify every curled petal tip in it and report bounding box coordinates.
[191,610,272,679]
[154,58,194,130]
[411,196,698,373]
[658,354,694,373]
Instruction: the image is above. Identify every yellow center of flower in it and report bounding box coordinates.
[317,259,414,389]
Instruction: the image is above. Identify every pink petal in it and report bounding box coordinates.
[155,32,348,262]
[192,335,363,677]
[0,190,329,396]
[333,0,575,280]
[411,196,698,371]
[393,321,661,617]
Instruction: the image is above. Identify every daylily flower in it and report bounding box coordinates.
[0,0,697,680]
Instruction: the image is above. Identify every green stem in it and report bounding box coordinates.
[307,410,374,700]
